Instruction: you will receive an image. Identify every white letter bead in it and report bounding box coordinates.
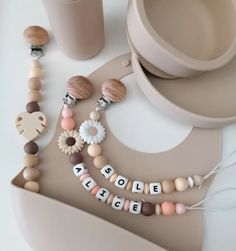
[95,188,110,203]
[129,201,142,215]
[73,163,88,177]
[132,181,144,193]
[149,182,162,195]
[111,195,125,210]
[114,175,128,189]
[100,164,115,179]
[82,177,97,191]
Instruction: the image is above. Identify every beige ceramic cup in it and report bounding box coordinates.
[42,0,104,60]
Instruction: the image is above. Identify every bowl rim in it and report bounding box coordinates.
[132,0,236,72]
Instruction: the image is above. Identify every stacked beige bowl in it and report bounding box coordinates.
[127,0,236,128]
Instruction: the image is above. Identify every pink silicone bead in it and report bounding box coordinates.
[62,106,73,118]
[61,117,75,130]
[175,203,187,215]
[91,186,100,196]
[161,201,176,216]
[79,173,90,182]
[124,200,130,211]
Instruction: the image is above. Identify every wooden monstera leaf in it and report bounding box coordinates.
[15,112,47,141]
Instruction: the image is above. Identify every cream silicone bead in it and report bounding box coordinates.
[110,173,118,183]
[24,181,40,193]
[93,155,108,169]
[155,204,162,215]
[87,144,102,157]
[126,180,133,191]
[174,177,189,192]
[29,67,41,78]
[144,183,150,194]
[106,194,114,205]
[89,111,101,121]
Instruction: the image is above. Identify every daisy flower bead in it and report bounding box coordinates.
[79,120,105,144]
[58,130,84,154]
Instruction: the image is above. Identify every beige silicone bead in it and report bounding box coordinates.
[29,67,41,78]
[106,194,114,205]
[155,204,162,215]
[32,60,41,68]
[174,177,189,192]
[24,181,40,193]
[87,144,102,157]
[28,90,42,102]
[24,154,39,167]
[93,155,108,169]
[126,180,133,191]
[23,167,40,181]
[89,111,101,121]
[28,78,41,90]
[110,173,118,183]
[144,183,150,194]
[193,175,204,187]
[162,180,175,194]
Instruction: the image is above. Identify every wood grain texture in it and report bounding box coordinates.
[23,25,49,45]
[102,79,126,102]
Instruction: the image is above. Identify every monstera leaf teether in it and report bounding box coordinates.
[15,112,47,141]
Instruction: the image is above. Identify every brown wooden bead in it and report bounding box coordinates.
[26,101,40,113]
[67,76,93,100]
[24,181,40,193]
[69,152,83,165]
[24,154,39,167]
[141,202,155,216]
[23,167,40,181]
[28,77,41,90]
[101,79,126,102]
[162,180,175,194]
[24,141,39,154]
[23,25,49,45]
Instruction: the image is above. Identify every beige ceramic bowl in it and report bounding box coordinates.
[127,0,236,77]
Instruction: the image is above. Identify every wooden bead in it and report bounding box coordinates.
[175,203,186,215]
[93,155,108,169]
[23,167,40,181]
[28,90,42,102]
[69,152,83,165]
[155,204,162,215]
[162,180,175,194]
[23,25,49,45]
[109,173,118,183]
[24,154,39,167]
[101,79,126,102]
[174,177,189,192]
[28,78,41,90]
[26,101,40,113]
[24,181,40,193]
[193,175,204,187]
[144,183,150,194]
[31,60,41,68]
[87,144,102,157]
[161,202,176,216]
[24,141,39,154]
[141,202,155,216]
[29,67,41,78]
[67,76,93,100]
[89,111,100,121]
[106,194,114,205]
[126,180,133,191]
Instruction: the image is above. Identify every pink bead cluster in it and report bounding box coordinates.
[61,105,75,130]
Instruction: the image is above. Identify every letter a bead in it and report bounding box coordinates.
[73,163,88,177]
[111,195,125,210]
[95,188,110,203]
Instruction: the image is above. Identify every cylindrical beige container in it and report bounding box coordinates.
[42,0,104,60]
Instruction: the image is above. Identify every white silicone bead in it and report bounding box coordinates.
[187,176,194,188]
[111,195,125,210]
[73,163,88,177]
[100,164,115,179]
[82,177,97,191]
[129,201,142,215]
[114,175,128,189]
[132,181,144,193]
[95,188,110,203]
[149,182,162,195]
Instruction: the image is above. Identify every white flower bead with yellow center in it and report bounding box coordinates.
[79,119,105,144]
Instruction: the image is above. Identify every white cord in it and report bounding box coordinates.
[186,187,236,212]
